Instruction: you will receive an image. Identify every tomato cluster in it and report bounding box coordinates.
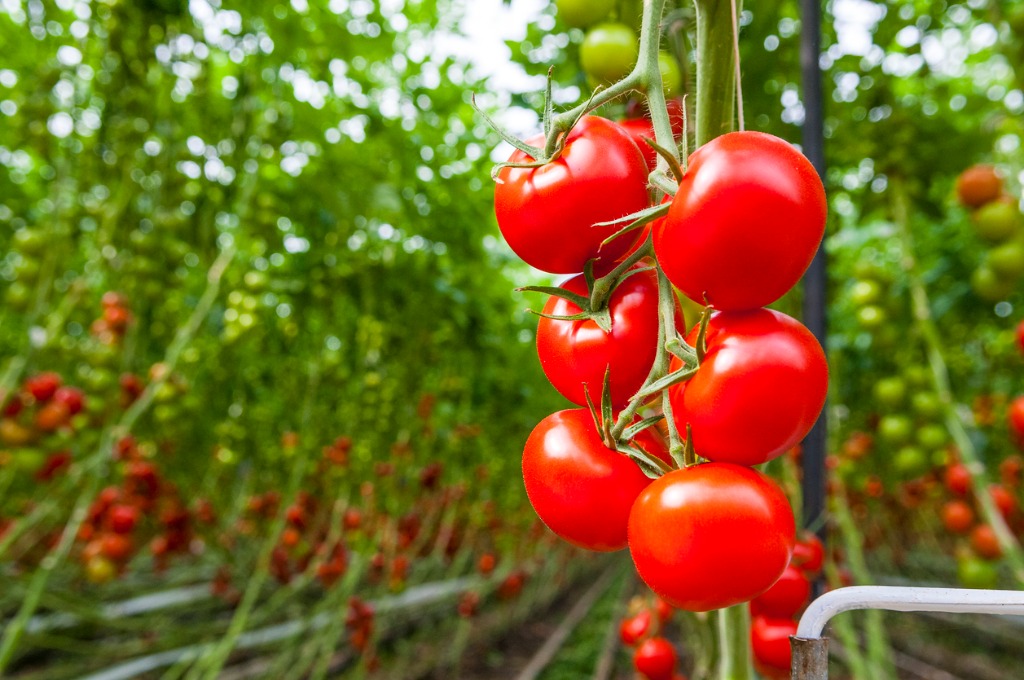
[495,80,826,613]
[618,595,685,680]
[955,165,1024,302]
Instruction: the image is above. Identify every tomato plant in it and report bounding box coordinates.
[653,131,826,311]
[628,463,796,611]
[494,116,649,274]
[667,309,827,465]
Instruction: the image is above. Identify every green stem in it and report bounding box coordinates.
[693,0,736,146]
[716,604,753,680]
[890,178,1024,584]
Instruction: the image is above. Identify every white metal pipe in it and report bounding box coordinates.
[796,586,1024,639]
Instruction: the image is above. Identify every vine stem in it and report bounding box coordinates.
[890,178,1024,584]
[693,0,737,146]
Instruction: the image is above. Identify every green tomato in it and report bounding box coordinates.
[856,304,887,329]
[915,423,947,450]
[957,556,998,589]
[13,228,46,256]
[902,365,931,388]
[4,281,31,309]
[872,377,906,408]
[972,200,1021,243]
[911,391,942,418]
[987,240,1024,280]
[893,445,928,476]
[971,265,1015,302]
[877,414,913,445]
[849,279,883,306]
[580,23,638,84]
[14,257,41,283]
[556,0,615,28]
[658,51,682,99]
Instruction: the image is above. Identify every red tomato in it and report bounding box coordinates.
[1016,320,1024,355]
[654,596,674,622]
[750,565,811,618]
[523,409,669,552]
[619,609,652,646]
[35,400,71,431]
[653,131,826,310]
[494,116,649,274]
[955,165,1003,208]
[988,484,1017,519]
[944,463,972,497]
[970,524,1002,560]
[618,99,686,171]
[536,267,681,408]
[110,505,140,535]
[667,309,827,465]
[25,372,62,402]
[1010,396,1024,444]
[633,636,677,680]
[941,500,975,535]
[53,386,86,416]
[791,532,825,576]
[628,463,796,611]
[751,615,797,679]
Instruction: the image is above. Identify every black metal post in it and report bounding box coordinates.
[800,0,828,598]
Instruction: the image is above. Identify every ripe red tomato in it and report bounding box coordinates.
[750,565,810,618]
[970,524,1002,560]
[944,463,972,496]
[53,386,86,416]
[110,505,140,534]
[633,636,677,680]
[536,267,681,408]
[751,615,797,679]
[791,532,825,575]
[494,116,649,274]
[25,372,62,402]
[35,400,71,431]
[988,484,1017,519]
[940,500,974,535]
[955,165,1003,208]
[523,409,668,552]
[619,609,652,646]
[628,463,796,611]
[1010,396,1024,443]
[653,131,826,310]
[618,99,685,171]
[1016,320,1024,355]
[667,309,827,465]
[654,596,674,622]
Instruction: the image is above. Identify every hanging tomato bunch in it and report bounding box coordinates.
[485,0,828,616]
[955,164,1024,302]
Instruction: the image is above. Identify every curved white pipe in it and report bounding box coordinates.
[796,586,1024,639]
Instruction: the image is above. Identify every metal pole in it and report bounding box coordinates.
[799,0,828,599]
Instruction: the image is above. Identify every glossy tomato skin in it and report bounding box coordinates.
[619,609,652,646]
[628,463,796,612]
[668,309,827,465]
[633,637,677,680]
[523,409,668,552]
[495,116,649,274]
[653,131,826,310]
[790,532,825,575]
[750,565,810,618]
[751,616,797,679]
[536,267,682,408]
[619,99,686,171]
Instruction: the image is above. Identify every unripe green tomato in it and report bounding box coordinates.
[849,279,883,306]
[856,304,887,329]
[902,365,930,388]
[930,448,950,467]
[971,265,1014,302]
[872,377,906,407]
[5,281,31,309]
[911,391,942,418]
[852,259,890,283]
[972,200,1021,243]
[153,403,177,423]
[893,445,927,476]
[13,228,46,256]
[916,423,947,450]
[580,23,638,84]
[555,0,615,28]
[987,240,1024,280]
[13,448,46,473]
[957,556,998,589]
[877,414,913,445]
[244,270,270,291]
[14,257,41,283]
[658,51,682,99]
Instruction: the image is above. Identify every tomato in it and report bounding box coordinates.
[522,409,668,552]
[667,309,827,466]
[911,391,942,418]
[849,279,883,306]
[872,377,906,407]
[35,400,71,432]
[855,304,887,329]
[940,500,974,535]
[555,0,614,28]
[750,565,810,618]
[957,555,998,589]
[633,637,677,680]
[25,372,62,401]
[876,414,912,445]
[580,23,638,84]
[628,463,796,612]
[619,609,652,646]
[110,505,140,534]
[1000,455,1023,487]
[842,432,873,459]
[658,52,682,99]
[988,240,1024,278]
[956,165,1003,208]
[751,615,797,679]
[1009,396,1024,442]
[944,463,972,496]
[970,524,1002,560]
[654,597,674,622]
[988,484,1017,519]
[494,116,649,274]
[915,423,947,450]
[53,386,86,416]
[536,267,681,408]
[972,199,1021,243]
[653,131,826,311]
[85,555,117,584]
[618,118,660,171]
[971,265,1015,302]
[791,532,825,576]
